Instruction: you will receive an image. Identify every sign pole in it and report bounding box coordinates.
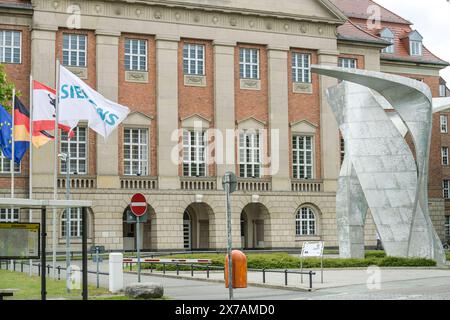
[225,181,233,300]
[130,193,147,284]
[96,246,100,289]
[137,215,141,283]
[41,207,46,301]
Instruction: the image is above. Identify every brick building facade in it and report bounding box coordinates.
[0,0,448,251]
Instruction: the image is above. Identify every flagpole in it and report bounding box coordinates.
[29,75,33,276]
[52,60,61,279]
[11,89,15,199]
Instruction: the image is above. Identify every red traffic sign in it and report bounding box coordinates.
[130,193,148,217]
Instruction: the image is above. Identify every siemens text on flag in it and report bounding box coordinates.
[59,65,130,138]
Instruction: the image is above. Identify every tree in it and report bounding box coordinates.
[0,64,19,112]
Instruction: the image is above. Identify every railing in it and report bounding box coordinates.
[237,178,272,192]
[291,179,323,192]
[120,176,158,190]
[57,176,96,189]
[180,177,216,191]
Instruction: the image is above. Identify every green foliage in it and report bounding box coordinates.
[134,252,437,271]
[446,251,450,261]
[0,64,19,112]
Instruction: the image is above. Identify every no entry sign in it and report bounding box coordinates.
[130,193,147,217]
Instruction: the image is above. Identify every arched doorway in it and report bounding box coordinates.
[240,203,270,249]
[183,203,215,250]
[122,205,157,251]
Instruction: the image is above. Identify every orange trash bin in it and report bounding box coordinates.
[224,250,247,288]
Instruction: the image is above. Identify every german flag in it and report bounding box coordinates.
[14,97,53,149]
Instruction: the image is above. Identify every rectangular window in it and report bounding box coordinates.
[124,128,148,176]
[0,208,19,222]
[442,147,449,166]
[443,180,449,199]
[183,43,205,76]
[441,115,448,133]
[183,130,206,177]
[60,127,87,174]
[0,30,21,64]
[340,137,345,165]
[239,48,259,79]
[292,53,311,83]
[239,131,261,178]
[445,216,450,237]
[338,58,357,69]
[440,85,447,97]
[61,208,82,238]
[292,135,314,179]
[381,37,395,54]
[125,38,147,71]
[0,150,20,174]
[62,34,87,67]
[410,40,422,56]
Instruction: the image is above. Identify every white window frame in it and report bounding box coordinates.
[441,115,448,134]
[295,207,316,236]
[381,37,395,54]
[62,33,87,67]
[442,147,449,166]
[440,84,447,97]
[183,43,205,76]
[339,58,357,69]
[0,150,20,174]
[239,130,262,178]
[61,208,82,238]
[60,127,88,175]
[0,208,19,222]
[292,135,314,180]
[445,216,450,237]
[183,211,192,249]
[443,180,450,199]
[292,52,311,83]
[239,48,260,79]
[124,128,149,176]
[0,30,21,64]
[410,40,422,56]
[125,38,147,72]
[183,129,207,177]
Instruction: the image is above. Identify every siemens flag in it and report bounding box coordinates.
[59,65,130,138]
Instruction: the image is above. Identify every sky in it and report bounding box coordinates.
[375,0,450,83]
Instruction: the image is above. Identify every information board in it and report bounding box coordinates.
[0,223,40,259]
[301,241,324,258]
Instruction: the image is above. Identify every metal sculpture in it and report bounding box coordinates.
[311,65,446,265]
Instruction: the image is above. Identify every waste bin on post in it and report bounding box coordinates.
[224,250,247,288]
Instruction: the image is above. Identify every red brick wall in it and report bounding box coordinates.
[56,29,97,176]
[0,24,31,189]
[178,39,215,177]
[117,34,157,177]
[234,44,269,177]
[288,49,322,179]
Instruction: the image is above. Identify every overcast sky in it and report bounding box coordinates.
[375,0,450,83]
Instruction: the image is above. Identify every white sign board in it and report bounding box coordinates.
[301,241,324,258]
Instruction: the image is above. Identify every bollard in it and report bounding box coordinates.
[262,268,266,284]
[21,261,23,273]
[206,265,210,279]
[176,264,179,276]
[129,262,132,272]
[309,271,313,289]
[191,264,194,277]
[150,263,153,273]
[163,263,166,274]
[57,266,61,280]
[13,260,16,271]
[47,264,51,275]
[109,253,124,293]
[285,270,288,286]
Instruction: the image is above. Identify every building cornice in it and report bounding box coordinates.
[30,0,341,40]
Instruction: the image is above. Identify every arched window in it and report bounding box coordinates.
[183,211,191,249]
[295,207,316,236]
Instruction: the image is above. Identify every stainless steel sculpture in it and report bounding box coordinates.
[311,65,446,265]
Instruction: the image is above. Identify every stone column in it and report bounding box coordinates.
[318,50,340,192]
[213,41,236,189]
[267,46,290,191]
[30,27,58,189]
[156,36,180,190]
[95,30,121,189]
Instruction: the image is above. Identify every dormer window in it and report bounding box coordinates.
[407,30,423,56]
[380,28,395,54]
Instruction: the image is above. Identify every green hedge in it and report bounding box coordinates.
[132,252,436,271]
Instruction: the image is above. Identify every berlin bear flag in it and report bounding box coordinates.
[59,65,130,138]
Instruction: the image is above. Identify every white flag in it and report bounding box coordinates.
[59,65,130,138]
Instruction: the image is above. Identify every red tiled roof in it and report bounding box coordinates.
[337,20,389,46]
[329,0,411,24]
